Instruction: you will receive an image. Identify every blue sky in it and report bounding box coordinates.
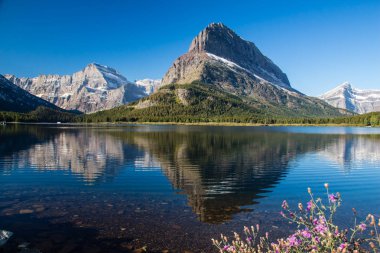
[0,0,379,96]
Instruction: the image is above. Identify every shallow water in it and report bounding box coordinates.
[0,124,380,252]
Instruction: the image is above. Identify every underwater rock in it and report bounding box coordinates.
[0,229,13,246]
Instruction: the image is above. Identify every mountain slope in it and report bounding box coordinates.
[320,82,380,114]
[84,83,348,123]
[5,63,147,113]
[0,74,64,113]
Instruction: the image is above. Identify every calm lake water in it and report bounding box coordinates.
[1,124,380,252]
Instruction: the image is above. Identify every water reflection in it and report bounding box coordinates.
[124,131,339,223]
[318,135,380,171]
[1,125,380,223]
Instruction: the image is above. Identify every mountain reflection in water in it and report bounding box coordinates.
[1,125,380,223]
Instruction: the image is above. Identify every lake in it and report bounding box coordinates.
[1,124,380,252]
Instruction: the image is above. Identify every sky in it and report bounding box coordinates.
[0,0,379,96]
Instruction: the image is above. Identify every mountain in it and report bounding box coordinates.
[162,23,292,94]
[91,23,344,121]
[320,82,380,114]
[0,74,63,113]
[5,63,146,113]
[136,79,162,95]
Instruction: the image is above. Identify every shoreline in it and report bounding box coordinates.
[2,121,378,128]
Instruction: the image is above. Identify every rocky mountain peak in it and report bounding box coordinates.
[188,22,238,53]
[162,23,291,90]
[85,63,118,75]
[338,81,352,89]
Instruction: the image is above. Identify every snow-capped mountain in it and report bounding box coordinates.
[156,23,345,117]
[162,23,293,95]
[0,74,62,112]
[320,82,380,114]
[5,63,147,113]
[135,79,162,95]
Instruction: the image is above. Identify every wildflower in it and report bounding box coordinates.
[367,214,376,226]
[301,229,312,238]
[298,203,303,211]
[358,223,366,232]
[315,224,328,235]
[324,183,329,189]
[282,200,289,210]
[280,211,285,217]
[329,193,338,203]
[338,243,348,251]
[287,234,300,247]
[306,201,313,211]
[308,187,312,194]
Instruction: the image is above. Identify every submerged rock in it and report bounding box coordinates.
[0,229,13,246]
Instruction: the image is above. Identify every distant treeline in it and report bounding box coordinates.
[1,106,379,126]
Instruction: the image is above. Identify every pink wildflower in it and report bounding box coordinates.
[282,200,289,210]
[329,193,338,203]
[301,229,312,238]
[358,223,367,232]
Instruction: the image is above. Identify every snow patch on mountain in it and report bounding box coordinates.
[136,79,162,95]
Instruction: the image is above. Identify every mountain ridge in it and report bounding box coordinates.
[5,63,147,113]
[320,82,380,114]
[0,74,66,113]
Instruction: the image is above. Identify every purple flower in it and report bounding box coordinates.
[223,245,235,252]
[358,223,367,232]
[287,234,300,247]
[315,224,328,234]
[301,229,312,238]
[329,193,338,203]
[338,243,347,251]
[306,201,313,211]
[282,200,289,210]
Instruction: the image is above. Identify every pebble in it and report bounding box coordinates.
[19,209,34,214]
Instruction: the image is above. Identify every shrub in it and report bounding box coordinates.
[212,184,380,252]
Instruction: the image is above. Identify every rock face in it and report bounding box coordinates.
[320,82,380,114]
[135,79,162,95]
[162,23,291,96]
[0,74,62,113]
[5,63,147,113]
